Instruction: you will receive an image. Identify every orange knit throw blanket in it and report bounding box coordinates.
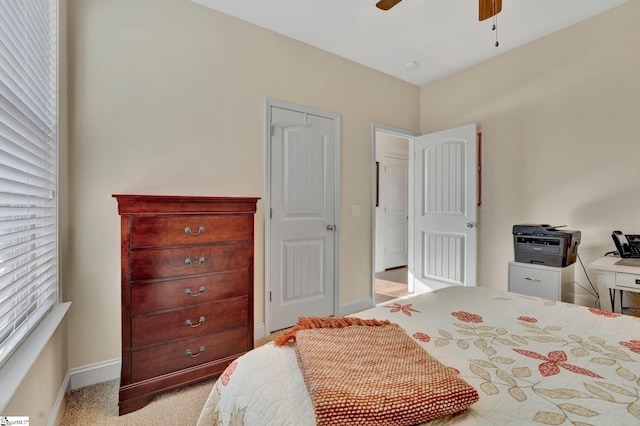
[274,316,479,425]
[273,317,391,346]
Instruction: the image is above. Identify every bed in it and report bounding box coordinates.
[197,286,640,425]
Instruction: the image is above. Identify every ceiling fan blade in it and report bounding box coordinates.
[376,0,403,11]
[479,0,502,21]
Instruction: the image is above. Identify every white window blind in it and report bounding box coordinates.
[0,0,59,368]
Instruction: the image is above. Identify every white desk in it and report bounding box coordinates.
[589,256,640,313]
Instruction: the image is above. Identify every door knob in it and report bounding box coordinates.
[327,224,336,231]
[465,222,476,229]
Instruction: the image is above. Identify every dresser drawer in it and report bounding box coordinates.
[130,216,249,248]
[131,296,248,348]
[131,326,249,383]
[131,271,249,315]
[130,244,248,281]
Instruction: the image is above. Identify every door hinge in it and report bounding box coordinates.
[270,125,275,136]
[269,291,272,302]
[270,208,272,218]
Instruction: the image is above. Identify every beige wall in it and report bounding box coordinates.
[10,0,640,421]
[420,0,640,305]
[4,328,68,425]
[65,0,419,370]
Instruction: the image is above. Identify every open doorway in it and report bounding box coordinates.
[375,266,409,304]
[372,123,479,305]
[372,125,415,304]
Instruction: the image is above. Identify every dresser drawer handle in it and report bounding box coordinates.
[185,286,206,296]
[185,226,205,236]
[524,277,541,282]
[186,316,206,327]
[185,256,206,266]
[185,346,205,357]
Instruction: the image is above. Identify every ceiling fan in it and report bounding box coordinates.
[376,0,503,21]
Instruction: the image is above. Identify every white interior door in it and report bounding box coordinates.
[267,102,339,332]
[383,156,408,269]
[413,123,477,291]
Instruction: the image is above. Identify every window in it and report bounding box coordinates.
[0,0,59,368]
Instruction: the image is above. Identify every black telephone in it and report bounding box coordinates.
[612,231,640,258]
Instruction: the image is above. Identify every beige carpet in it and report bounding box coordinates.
[59,378,216,425]
[59,336,281,425]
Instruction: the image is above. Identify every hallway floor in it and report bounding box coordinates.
[375,266,410,304]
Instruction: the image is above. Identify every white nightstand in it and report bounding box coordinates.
[508,261,575,302]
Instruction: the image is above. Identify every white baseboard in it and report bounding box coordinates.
[339,297,374,316]
[47,370,71,426]
[47,359,119,426]
[69,358,121,390]
[255,298,375,338]
[254,323,266,340]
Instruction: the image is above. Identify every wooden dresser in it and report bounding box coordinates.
[113,195,259,415]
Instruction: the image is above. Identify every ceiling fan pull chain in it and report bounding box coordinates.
[493,10,499,47]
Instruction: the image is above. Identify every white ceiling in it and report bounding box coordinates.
[191,0,629,86]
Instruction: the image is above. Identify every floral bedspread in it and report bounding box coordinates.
[197,286,640,426]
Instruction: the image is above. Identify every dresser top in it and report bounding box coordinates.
[113,194,260,216]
